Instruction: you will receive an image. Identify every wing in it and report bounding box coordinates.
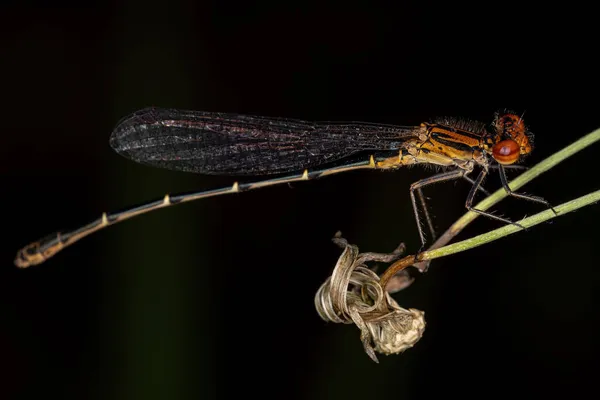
[109,107,419,175]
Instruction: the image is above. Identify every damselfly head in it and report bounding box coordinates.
[491,112,533,164]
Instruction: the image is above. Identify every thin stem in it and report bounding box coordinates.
[380,189,600,289]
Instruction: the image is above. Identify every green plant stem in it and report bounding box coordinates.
[381,189,600,289]
[427,189,599,258]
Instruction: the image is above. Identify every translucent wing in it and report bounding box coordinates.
[110,107,419,175]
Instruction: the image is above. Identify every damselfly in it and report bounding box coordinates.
[15,108,553,268]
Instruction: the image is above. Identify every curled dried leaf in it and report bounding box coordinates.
[315,234,425,362]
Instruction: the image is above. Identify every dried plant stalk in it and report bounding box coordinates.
[315,233,425,362]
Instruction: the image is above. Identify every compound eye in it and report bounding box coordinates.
[492,139,520,164]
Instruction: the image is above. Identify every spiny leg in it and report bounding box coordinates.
[497,164,558,215]
[464,168,524,228]
[462,175,491,196]
[411,168,496,246]
[410,169,468,254]
[416,186,436,243]
[489,164,528,171]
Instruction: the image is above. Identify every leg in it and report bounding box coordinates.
[489,164,528,171]
[464,168,525,228]
[497,165,558,215]
[416,186,436,242]
[417,174,491,242]
[462,175,491,196]
[410,169,468,252]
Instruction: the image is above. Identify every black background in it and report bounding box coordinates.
[2,1,599,399]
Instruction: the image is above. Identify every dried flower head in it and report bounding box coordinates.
[315,233,426,362]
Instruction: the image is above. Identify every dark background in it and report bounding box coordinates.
[2,1,599,399]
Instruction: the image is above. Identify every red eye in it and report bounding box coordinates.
[492,139,520,164]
